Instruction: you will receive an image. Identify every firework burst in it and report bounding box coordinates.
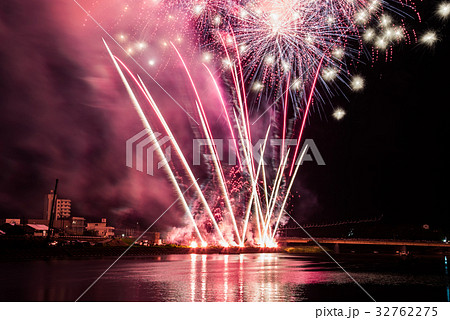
[83,0,449,247]
[180,0,422,113]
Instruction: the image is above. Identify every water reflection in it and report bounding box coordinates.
[0,253,448,301]
[445,256,449,302]
[183,253,303,301]
[238,254,244,302]
[223,255,228,302]
[190,254,196,302]
[201,254,206,302]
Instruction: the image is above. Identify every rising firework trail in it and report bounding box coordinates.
[289,56,324,177]
[172,43,242,245]
[105,40,304,247]
[103,39,205,245]
[94,0,448,247]
[108,48,228,245]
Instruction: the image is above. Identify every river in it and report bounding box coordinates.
[0,253,448,301]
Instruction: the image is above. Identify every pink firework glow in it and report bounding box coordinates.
[81,0,447,247]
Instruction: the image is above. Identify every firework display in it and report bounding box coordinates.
[92,0,448,247]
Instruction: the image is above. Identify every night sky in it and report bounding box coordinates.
[301,2,450,230]
[1,1,449,233]
[302,41,450,227]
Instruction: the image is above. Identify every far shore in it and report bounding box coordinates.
[1,236,449,261]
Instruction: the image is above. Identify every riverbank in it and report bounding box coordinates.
[0,238,283,261]
[1,237,448,261]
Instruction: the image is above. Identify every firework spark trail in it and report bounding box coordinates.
[110,38,350,247]
[229,29,255,171]
[218,33,256,175]
[261,155,270,210]
[281,72,290,162]
[202,64,243,170]
[241,131,269,242]
[240,125,271,242]
[112,44,349,246]
[253,197,263,240]
[272,145,309,240]
[95,0,448,247]
[103,40,204,244]
[200,0,354,101]
[261,149,290,242]
[170,42,242,244]
[135,77,228,244]
[237,125,278,245]
[229,76,267,236]
[231,109,250,172]
[265,150,288,222]
[231,101,269,242]
[240,192,255,243]
[90,0,429,115]
[230,105,255,197]
[204,11,330,244]
[195,101,242,245]
[182,0,425,116]
[108,54,227,243]
[289,56,324,177]
[252,126,272,239]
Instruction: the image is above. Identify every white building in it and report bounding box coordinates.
[70,217,86,235]
[56,199,71,220]
[5,219,21,225]
[44,190,71,221]
[86,218,115,237]
[26,224,48,237]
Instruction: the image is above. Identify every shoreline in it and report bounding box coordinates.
[1,236,449,262]
[0,244,283,261]
[0,244,448,262]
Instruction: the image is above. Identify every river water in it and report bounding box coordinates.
[0,253,448,301]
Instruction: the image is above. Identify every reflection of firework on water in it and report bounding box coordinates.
[84,0,448,247]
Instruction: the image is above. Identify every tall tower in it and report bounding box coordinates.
[44,190,56,221]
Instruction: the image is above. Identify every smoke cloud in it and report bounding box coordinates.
[0,1,209,230]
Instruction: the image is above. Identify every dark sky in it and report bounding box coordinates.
[0,1,190,229]
[298,1,450,228]
[0,1,449,232]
